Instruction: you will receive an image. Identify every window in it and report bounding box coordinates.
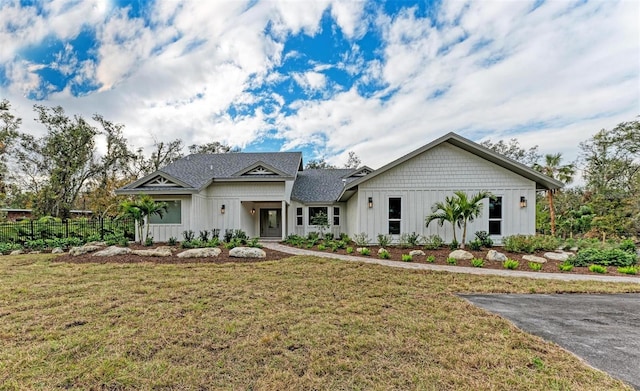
[296,207,303,226]
[489,196,502,235]
[149,200,181,224]
[388,198,401,235]
[308,207,328,225]
[333,207,340,226]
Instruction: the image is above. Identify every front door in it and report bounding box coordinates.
[260,209,281,237]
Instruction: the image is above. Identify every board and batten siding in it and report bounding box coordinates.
[145,195,191,242]
[356,142,537,244]
[288,200,346,237]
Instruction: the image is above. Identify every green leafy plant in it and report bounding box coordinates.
[503,235,560,254]
[207,237,221,247]
[503,259,519,270]
[379,250,390,259]
[401,254,413,262]
[618,239,636,254]
[346,247,354,254]
[471,258,484,267]
[617,266,638,275]
[377,234,391,248]
[468,239,482,251]
[446,257,457,265]
[569,248,637,267]
[400,232,421,248]
[167,236,178,246]
[359,248,370,256]
[247,238,261,248]
[558,261,573,272]
[144,236,154,247]
[426,255,436,263]
[448,239,459,250]
[588,264,607,274]
[423,234,444,250]
[182,230,195,242]
[528,262,542,271]
[317,244,326,251]
[118,237,129,247]
[198,230,210,242]
[353,232,370,246]
[474,231,493,248]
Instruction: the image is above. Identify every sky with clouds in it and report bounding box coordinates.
[0,0,638,170]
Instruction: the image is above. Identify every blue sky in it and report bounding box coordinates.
[0,0,638,169]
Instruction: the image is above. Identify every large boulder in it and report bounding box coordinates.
[93,246,132,257]
[132,247,173,257]
[448,249,473,260]
[409,249,425,257]
[544,252,572,262]
[523,255,547,264]
[486,249,507,262]
[177,247,222,258]
[10,249,24,256]
[51,247,65,254]
[85,241,107,247]
[69,245,102,256]
[229,247,266,258]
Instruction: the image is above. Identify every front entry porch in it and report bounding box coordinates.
[241,200,287,240]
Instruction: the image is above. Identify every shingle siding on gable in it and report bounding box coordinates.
[360,143,533,190]
[206,182,286,199]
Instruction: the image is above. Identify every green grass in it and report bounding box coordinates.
[1,254,638,390]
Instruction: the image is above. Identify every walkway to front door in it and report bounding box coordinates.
[260,209,281,238]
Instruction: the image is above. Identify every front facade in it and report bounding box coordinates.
[117,133,563,244]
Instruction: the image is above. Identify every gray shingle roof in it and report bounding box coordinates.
[291,169,359,203]
[121,152,302,191]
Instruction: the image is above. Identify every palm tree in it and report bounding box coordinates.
[533,153,575,236]
[425,195,461,246]
[120,195,167,244]
[455,191,493,249]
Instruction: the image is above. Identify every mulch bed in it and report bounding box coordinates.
[299,245,639,278]
[54,244,291,265]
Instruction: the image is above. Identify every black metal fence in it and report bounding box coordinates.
[0,218,135,244]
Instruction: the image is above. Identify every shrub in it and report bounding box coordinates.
[233,230,248,244]
[144,236,154,247]
[448,239,459,250]
[400,232,421,248]
[426,255,436,263]
[468,239,482,251]
[182,230,195,242]
[353,232,370,246]
[569,248,637,267]
[446,257,457,265]
[317,244,326,251]
[423,234,444,250]
[619,239,637,254]
[359,248,370,256]
[224,229,234,243]
[346,247,354,254]
[379,250,390,259]
[528,262,542,271]
[324,232,334,241]
[617,266,638,275]
[503,259,519,270]
[471,258,484,267]
[503,235,560,253]
[0,242,22,254]
[401,254,413,262]
[198,230,210,242]
[307,232,320,242]
[588,264,607,274]
[558,261,573,272]
[168,237,178,246]
[474,231,493,248]
[377,234,391,248]
[25,239,46,251]
[118,237,129,247]
[207,237,221,247]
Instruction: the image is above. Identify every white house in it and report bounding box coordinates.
[116,132,563,244]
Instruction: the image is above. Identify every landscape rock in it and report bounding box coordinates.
[523,255,547,264]
[93,246,132,257]
[356,247,367,253]
[409,249,425,257]
[177,247,222,258]
[28,251,41,254]
[51,247,65,254]
[132,247,173,257]
[229,247,266,258]
[544,252,572,262]
[378,248,387,254]
[449,249,473,260]
[486,249,507,262]
[69,245,102,256]
[85,241,107,247]
[10,249,24,256]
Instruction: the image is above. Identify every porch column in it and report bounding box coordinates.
[281,200,286,241]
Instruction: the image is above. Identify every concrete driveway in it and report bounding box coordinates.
[460,293,640,390]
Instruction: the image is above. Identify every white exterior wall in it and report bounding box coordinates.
[145,195,192,242]
[356,142,537,244]
[288,200,346,237]
[345,194,359,237]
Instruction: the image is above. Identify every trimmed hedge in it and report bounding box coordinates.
[569,248,637,267]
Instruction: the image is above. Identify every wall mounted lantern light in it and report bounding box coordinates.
[520,196,527,208]
[251,208,256,215]
[221,204,226,214]
[368,197,373,208]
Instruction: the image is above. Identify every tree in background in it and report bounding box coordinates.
[305,158,336,169]
[188,141,239,154]
[0,100,20,203]
[533,153,576,236]
[480,138,541,166]
[344,151,361,169]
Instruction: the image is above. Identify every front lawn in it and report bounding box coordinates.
[1,254,638,389]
